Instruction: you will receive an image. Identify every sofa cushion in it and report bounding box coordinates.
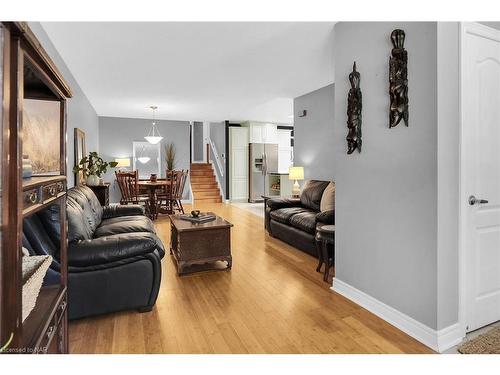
[320,182,335,212]
[67,186,103,234]
[94,215,156,238]
[289,211,317,234]
[300,180,330,211]
[67,196,94,242]
[270,207,308,224]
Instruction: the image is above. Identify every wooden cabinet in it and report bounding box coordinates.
[88,183,110,206]
[0,22,72,354]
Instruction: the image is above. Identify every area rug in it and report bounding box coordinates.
[458,326,500,354]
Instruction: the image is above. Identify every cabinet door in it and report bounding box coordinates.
[277,129,292,173]
[277,129,291,148]
[230,127,249,200]
[249,123,263,143]
[264,123,278,144]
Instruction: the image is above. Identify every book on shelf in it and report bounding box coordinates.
[179,213,216,223]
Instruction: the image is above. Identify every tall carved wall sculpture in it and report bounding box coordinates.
[389,29,409,128]
[346,62,362,154]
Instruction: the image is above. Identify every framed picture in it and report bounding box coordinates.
[74,128,86,186]
[22,99,62,175]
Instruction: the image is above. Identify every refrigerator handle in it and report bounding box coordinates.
[262,152,266,175]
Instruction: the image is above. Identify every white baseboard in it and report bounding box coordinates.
[436,323,463,352]
[331,278,464,353]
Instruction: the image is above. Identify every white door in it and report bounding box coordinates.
[230,127,249,201]
[462,22,500,332]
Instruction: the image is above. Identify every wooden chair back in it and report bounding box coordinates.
[115,170,139,204]
[176,170,189,200]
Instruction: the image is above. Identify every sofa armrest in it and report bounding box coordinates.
[68,232,164,267]
[316,210,335,225]
[102,204,144,219]
[266,197,302,210]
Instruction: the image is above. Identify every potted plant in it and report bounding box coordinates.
[73,151,118,186]
[165,143,176,171]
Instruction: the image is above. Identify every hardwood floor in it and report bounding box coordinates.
[69,203,433,354]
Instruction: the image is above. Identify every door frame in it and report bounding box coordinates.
[458,21,500,336]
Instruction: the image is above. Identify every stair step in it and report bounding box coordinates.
[194,191,221,198]
[191,171,214,177]
[190,162,221,202]
[190,163,212,169]
[191,182,218,188]
[194,197,222,203]
[192,186,219,192]
[191,176,216,183]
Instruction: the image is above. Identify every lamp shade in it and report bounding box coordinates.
[289,166,304,181]
[115,158,131,168]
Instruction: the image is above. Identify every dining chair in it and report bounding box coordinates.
[115,170,152,217]
[156,170,176,215]
[172,170,189,214]
[156,170,188,215]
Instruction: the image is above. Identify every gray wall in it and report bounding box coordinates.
[99,116,191,203]
[29,23,99,188]
[210,122,226,199]
[193,121,204,161]
[436,22,460,330]
[293,84,335,182]
[293,22,439,329]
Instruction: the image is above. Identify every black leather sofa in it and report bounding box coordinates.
[22,185,165,320]
[265,180,334,257]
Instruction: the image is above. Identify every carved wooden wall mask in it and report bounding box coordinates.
[346,61,362,154]
[389,29,409,128]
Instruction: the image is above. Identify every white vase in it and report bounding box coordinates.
[86,175,99,186]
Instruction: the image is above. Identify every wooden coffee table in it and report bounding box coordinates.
[168,212,233,275]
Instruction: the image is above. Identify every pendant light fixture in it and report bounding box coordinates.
[137,144,151,164]
[144,105,163,144]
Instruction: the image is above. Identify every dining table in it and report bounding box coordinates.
[137,179,172,219]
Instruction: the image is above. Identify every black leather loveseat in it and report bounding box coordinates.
[22,185,165,320]
[265,180,334,257]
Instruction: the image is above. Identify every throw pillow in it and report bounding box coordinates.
[320,182,335,212]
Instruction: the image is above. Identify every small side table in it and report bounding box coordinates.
[315,224,335,282]
[88,183,110,206]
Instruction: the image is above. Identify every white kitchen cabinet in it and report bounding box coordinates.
[229,126,249,201]
[277,129,293,174]
[249,123,264,143]
[263,123,278,144]
[248,122,278,144]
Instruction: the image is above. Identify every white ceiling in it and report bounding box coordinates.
[41,22,335,124]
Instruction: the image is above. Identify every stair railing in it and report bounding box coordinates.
[208,138,224,177]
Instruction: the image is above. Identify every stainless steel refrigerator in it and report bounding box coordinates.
[248,143,278,202]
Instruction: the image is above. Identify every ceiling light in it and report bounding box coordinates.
[137,157,151,164]
[144,105,163,144]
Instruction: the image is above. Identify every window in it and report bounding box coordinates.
[132,141,161,179]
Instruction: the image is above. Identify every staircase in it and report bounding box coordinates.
[190,163,222,203]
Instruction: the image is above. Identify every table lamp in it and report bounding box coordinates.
[289,166,304,197]
[115,158,131,171]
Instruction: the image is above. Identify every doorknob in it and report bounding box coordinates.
[469,195,489,206]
